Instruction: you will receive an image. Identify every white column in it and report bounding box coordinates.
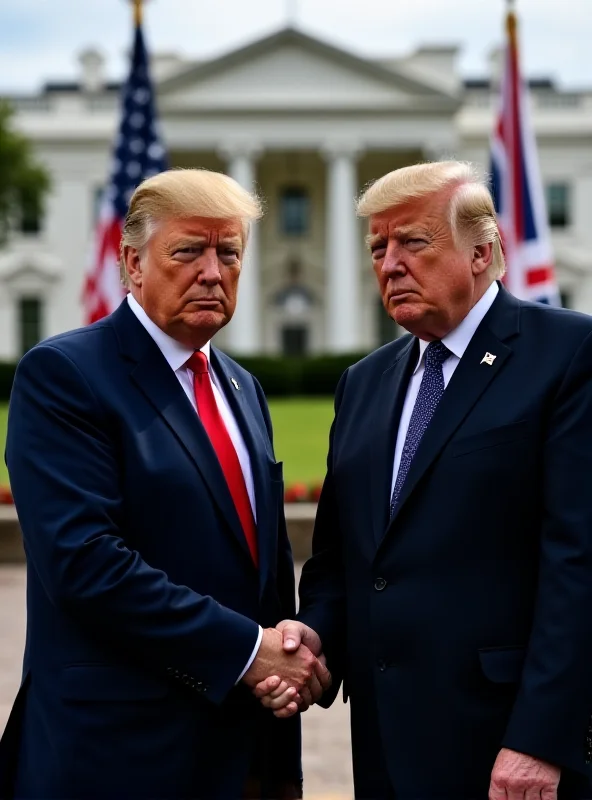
[221,145,261,354]
[324,144,360,352]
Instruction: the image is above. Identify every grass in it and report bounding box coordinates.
[268,397,334,485]
[0,397,334,488]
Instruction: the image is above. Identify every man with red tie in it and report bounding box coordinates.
[0,168,328,799]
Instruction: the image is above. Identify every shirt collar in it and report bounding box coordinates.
[414,281,499,374]
[127,294,211,372]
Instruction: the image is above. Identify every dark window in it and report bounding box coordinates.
[546,183,571,228]
[282,325,308,356]
[19,297,43,354]
[560,290,571,309]
[19,194,42,234]
[279,187,310,236]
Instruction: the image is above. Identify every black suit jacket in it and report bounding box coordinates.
[299,287,592,798]
[0,300,300,799]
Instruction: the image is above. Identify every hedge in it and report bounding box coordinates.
[0,362,16,401]
[0,353,369,401]
[229,353,369,397]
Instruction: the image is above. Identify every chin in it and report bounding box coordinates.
[185,310,227,330]
[392,303,421,332]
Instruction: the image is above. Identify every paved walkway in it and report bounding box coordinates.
[0,566,354,798]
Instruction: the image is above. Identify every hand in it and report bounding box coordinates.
[241,628,316,693]
[489,748,560,800]
[277,619,322,657]
[254,654,332,718]
[253,621,330,718]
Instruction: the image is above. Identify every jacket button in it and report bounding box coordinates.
[377,659,387,672]
[374,577,387,592]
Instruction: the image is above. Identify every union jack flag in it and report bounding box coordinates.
[83,20,167,323]
[490,7,560,305]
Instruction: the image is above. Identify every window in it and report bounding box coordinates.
[19,297,43,354]
[560,290,572,309]
[546,183,571,228]
[279,187,310,236]
[282,325,309,356]
[19,193,42,235]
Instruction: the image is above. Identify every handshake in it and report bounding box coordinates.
[242,621,331,718]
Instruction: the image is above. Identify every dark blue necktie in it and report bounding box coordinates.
[390,340,451,517]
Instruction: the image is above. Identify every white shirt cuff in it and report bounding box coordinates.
[236,625,263,683]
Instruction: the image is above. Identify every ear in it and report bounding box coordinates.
[124,246,143,287]
[471,242,493,276]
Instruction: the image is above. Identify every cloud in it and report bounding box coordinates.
[0,0,589,92]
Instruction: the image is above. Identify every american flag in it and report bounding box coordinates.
[490,6,560,306]
[83,20,168,323]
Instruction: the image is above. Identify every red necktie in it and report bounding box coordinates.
[187,352,258,567]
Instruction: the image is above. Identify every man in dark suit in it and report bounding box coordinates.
[0,168,328,799]
[263,162,592,798]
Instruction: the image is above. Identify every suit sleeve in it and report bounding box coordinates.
[502,330,592,773]
[296,370,349,705]
[6,344,259,705]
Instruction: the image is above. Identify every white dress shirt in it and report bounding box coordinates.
[391,281,499,495]
[127,294,262,680]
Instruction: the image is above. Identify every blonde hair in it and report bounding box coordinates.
[119,168,263,285]
[357,161,505,279]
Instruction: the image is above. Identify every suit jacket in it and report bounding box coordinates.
[299,287,592,799]
[0,300,301,800]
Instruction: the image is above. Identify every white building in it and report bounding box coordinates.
[1,27,591,358]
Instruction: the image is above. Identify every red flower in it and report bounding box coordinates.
[284,483,309,503]
[309,481,324,503]
[0,486,13,504]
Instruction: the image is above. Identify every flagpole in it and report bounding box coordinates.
[132,0,143,27]
[506,0,517,44]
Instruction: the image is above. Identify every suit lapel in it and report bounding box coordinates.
[369,337,418,546]
[379,287,520,551]
[211,348,274,596]
[111,302,254,566]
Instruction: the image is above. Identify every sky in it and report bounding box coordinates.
[0,0,590,94]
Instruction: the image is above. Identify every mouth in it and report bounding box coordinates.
[187,299,223,309]
[388,290,415,302]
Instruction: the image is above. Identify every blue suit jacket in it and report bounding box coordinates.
[0,301,300,799]
[299,287,592,799]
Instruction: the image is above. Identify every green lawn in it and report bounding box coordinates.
[0,397,334,487]
[268,397,334,485]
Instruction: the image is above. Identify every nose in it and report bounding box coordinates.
[197,248,222,285]
[381,241,407,277]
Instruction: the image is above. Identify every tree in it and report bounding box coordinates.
[0,101,50,245]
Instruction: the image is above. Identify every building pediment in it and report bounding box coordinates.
[158,28,459,113]
[0,244,62,286]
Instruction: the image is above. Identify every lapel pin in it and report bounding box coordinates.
[231,378,240,391]
[480,352,497,366]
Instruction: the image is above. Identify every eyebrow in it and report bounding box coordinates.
[170,236,243,250]
[365,226,430,249]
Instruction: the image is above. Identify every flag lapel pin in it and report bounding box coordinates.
[480,352,497,366]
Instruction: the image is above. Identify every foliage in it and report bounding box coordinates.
[0,101,50,245]
[231,352,368,397]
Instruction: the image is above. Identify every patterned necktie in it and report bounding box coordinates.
[390,340,451,518]
[186,351,258,567]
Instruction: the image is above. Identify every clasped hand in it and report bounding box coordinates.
[242,621,331,718]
